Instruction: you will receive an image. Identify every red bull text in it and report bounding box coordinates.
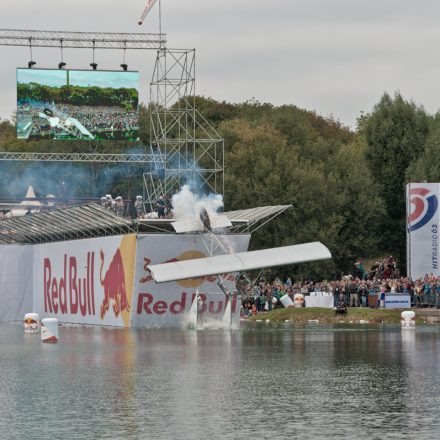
[136,292,238,315]
[43,252,95,316]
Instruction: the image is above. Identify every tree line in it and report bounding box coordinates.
[1,92,438,279]
[17,83,138,110]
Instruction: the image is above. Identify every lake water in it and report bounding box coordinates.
[1,322,440,439]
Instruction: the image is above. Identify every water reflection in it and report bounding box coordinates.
[1,324,440,439]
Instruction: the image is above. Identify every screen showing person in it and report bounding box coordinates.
[16,68,139,141]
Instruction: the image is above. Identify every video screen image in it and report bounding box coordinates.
[16,68,139,141]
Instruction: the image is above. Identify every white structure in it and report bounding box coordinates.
[41,318,59,343]
[280,294,294,308]
[401,311,416,330]
[407,183,440,279]
[147,242,331,284]
[24,313,39,333]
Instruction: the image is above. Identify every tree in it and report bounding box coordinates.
[221,119,385,279]
[406,114,440,181]
[363,92,431,269]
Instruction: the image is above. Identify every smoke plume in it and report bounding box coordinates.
[171,185,223,220]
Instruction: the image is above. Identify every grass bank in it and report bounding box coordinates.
[248,307,422,324]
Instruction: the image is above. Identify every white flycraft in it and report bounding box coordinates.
[147,241,331,283]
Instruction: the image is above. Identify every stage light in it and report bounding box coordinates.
[120,63,128,71]
[28,61,36,68]
[90,63,98,70]
[58,62,66,70]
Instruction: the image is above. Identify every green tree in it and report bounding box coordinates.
[363,92,431,269]
[406,114,440,181]
[221,119,384,279]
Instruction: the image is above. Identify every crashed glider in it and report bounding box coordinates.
[147,241,331,283]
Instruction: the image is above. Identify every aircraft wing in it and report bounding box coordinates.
[147,241,331,283]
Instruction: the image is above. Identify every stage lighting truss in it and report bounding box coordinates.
[0,29,225,206]
[0,29,166,50]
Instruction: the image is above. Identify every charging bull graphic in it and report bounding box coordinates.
[100,248,130,319]
[99,235,136,326]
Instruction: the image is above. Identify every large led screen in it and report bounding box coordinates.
[16,68,139,141]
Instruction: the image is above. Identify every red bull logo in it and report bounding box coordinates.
[100,248,130,319]
[99,235,136,326]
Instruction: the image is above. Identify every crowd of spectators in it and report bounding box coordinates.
[17,102,138,136]
[240,257,440,317]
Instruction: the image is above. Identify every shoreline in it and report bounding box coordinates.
[247,307,427,324]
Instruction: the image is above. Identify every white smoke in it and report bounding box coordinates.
[171,185,224,220]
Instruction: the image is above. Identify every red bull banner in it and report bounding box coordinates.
[33,235,136,327]
[132,233,250,328]
[407,183,440,279]
[0,245,33,322]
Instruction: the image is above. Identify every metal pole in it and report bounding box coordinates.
[159,0,162,41]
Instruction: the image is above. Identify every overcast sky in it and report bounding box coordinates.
[1,0,440,127]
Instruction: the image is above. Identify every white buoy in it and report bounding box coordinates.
[280,294,294,308]
[401,311,416,330]
[41,318,59,343]
[24,313,40,333]
[293,293,305,308]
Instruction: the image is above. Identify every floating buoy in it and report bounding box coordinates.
[41,318,59,343]
[24,313,40,333]
[280,294,294,308]
[401,311,416,330]
[293,293,305,308]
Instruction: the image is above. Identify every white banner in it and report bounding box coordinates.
[407,183,440,279]
[132,233,251,328]
[0,245,33,322]
[33,235,137,327]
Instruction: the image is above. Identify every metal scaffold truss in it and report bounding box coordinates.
[144,48,224,211]
[0,28,167,164]
[0,29,166,50]
[0,29,226,206]
[0,152,164,163]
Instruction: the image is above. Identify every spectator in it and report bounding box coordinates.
[347,280,360,307]
[157,196,166,219]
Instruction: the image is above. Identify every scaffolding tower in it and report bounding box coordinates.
[144,48,224,212]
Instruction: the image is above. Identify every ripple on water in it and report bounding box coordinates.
[0,323,440,439]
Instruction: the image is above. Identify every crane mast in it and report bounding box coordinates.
[138,0,159,26]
